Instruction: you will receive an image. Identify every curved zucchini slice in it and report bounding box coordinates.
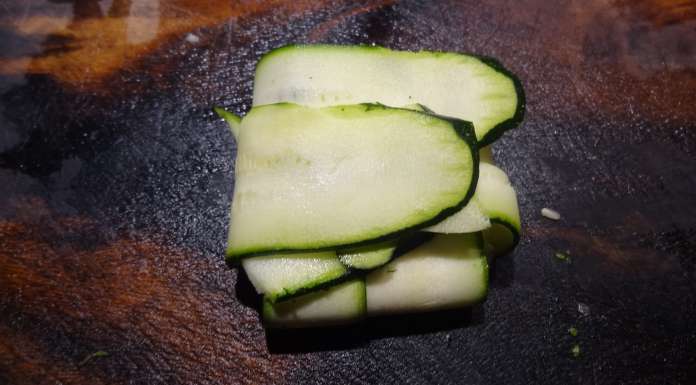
[242,251,348,303]
[214,106,241,138]
[337,240,397,270]
[253,45,525,146]
[216,105,458,261]
[366,233,488,315]
[263,279,366,328]
[477,162,521,256]
[220,103,491,236]
[228,103,478,257]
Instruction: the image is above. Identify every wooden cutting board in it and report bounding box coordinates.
[1,1,695,384]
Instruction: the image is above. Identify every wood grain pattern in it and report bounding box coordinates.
[1,199,293,385]
[1,0,695,384]
[0,0,336,89]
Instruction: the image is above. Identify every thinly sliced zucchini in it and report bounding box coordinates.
[263,279,366,328]
[214,106,241,138]
[220,103,433,266]
[221,102,489,236]
[337,240,397,270]
[242,251,348,303]
[253,45,525,146]
[228,103,478,257]
[366,233,488,315]
[477,162,521,256]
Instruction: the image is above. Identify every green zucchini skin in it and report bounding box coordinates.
[254,44,525,147]
[473,55,526,147]
[226,103,479,259]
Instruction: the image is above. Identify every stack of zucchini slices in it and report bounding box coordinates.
[217,45,525,328]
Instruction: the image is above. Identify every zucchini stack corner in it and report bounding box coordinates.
[216,45,525,328]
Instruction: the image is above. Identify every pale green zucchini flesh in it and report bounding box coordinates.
[242,251,348,303]
[337,241,397,270]
[366,233,488,315]
[253,44,524,146]
[227,103,478,257]
[263,279,366,328]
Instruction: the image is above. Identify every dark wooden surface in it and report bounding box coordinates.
[1,1,695,384]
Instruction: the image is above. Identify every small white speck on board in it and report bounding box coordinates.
[185,33,200,44]
[578,302,590,316]
[541,207,561,220]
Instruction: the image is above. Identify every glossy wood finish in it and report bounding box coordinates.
[1,1,695,384]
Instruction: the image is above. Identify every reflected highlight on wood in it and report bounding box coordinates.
[0,0,328,88]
